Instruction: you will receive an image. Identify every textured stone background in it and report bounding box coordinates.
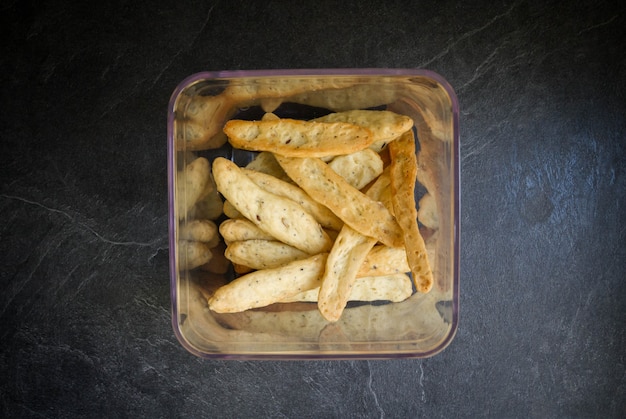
[1,1,624,417]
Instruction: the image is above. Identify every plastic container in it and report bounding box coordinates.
[167,69,459,359]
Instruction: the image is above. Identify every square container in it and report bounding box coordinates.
[168,69,459,359]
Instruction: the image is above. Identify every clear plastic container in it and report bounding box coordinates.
[167,69,459,359]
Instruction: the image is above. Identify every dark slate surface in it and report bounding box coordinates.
[1,0,625,417]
